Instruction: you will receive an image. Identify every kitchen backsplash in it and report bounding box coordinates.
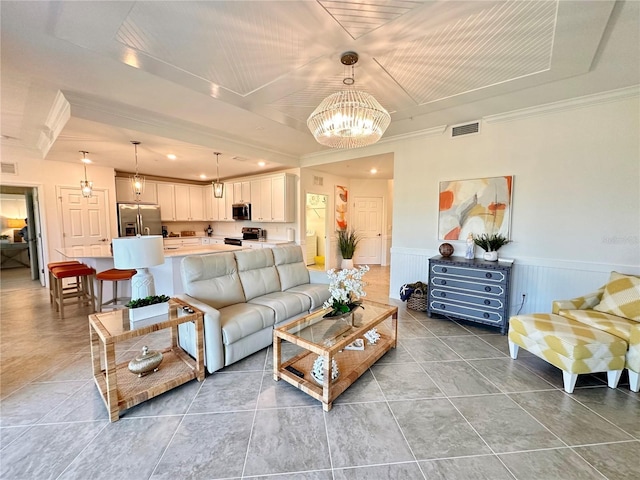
[162,221,294,240]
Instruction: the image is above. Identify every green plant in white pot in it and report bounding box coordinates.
[337,228,361,269]
[473,233,510,261]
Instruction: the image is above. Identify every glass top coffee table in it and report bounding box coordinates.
[273,299,398,411]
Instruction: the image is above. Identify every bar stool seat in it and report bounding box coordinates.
[48,261,81,304]
[96,268,137,312]
[52,264,96,318]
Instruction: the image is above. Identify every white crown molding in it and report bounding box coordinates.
[484,85,640,124]
[36,91,71,158]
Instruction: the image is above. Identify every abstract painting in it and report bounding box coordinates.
[438,176,513,240]
[335,185,348,230]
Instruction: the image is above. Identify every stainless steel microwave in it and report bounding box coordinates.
[232,203,251,221]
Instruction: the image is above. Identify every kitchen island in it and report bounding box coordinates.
[55,243,243,299]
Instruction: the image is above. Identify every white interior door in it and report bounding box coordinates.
[352,196,383,265]
[59,187,110,254]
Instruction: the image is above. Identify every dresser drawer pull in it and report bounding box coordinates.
[483,312,490,319]
[442,267,448,273]
[484,299,491,305]
[485,273,493,279]
[440,304,446,309]
[440,292,446,298]
[485,286,491,292]
[440,280,447,285]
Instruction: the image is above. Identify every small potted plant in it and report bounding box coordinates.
[473,233,510,261]
[0,234,10,244]
[126,294,171,322]
[337,228,361,269]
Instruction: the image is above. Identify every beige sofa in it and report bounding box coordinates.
[176,245,331,373]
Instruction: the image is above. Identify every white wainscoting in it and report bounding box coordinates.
[390,247,639,316]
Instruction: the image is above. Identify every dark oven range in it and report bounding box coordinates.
[224,227,262,246]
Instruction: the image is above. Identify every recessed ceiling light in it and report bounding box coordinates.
[167,154,177,160]
[258,161,266,167]
[199,174,207,179]
[370,168,377,174]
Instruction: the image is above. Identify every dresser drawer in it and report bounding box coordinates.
[430,275,507,297]
[429,287,506,310]
[431,264,507,283]
[428,299,505,326]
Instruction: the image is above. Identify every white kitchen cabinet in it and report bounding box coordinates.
[175,185,205,221]
[250,173,295,222]
[216,185,233,221]
[203,185,219,221]
[246,242,263,249]
[157,183,176,221]
[115,177,158,204]
[233,181,251,204]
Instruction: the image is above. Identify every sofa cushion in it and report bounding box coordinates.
[286,284,331,311]
[248,291,311,324]
[181,253,245,309]
[219,302,276,345]
[558,309,635,341]
[593,271,640,322]
[272,245,310,290]
[235,249,281,301]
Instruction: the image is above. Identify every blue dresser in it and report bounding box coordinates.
[427,255,513,334]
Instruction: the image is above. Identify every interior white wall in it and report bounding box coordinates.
[392,95,639,262]
[2,145,118,264]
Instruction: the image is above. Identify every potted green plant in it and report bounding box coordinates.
[0,234,10,244]
[473,233,510,261]
[126,295,171,322]
[337,228,361,269]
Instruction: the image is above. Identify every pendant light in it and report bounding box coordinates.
[130,141,145,200]
[212,152,224,198]
[79,151,93,198]
[307,51,390,149]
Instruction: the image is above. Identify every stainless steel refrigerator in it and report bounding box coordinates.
[117,203,162,237]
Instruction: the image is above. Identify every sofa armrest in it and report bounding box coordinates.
[176,293,225,374]
[309,269,329,285]
[552,286,605,314]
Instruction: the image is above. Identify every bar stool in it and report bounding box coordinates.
[48,261,81,304]
[96,268,137,312]
[52,264,96,318]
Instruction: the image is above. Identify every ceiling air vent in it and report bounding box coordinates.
[1,162,18,175]
[451,121,480,138]
[313,175,324,186]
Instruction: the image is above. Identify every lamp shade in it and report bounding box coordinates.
[7,218,24,228]
[112,235,164,269]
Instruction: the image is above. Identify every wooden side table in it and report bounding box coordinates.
[88,298,204,421]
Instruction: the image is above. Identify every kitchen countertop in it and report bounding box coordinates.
[56,243,243,259]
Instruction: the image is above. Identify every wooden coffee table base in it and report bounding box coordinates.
[273,301,398,411]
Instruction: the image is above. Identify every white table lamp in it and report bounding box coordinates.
[112,235,165,300]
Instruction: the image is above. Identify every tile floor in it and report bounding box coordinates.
[1,266,638,480]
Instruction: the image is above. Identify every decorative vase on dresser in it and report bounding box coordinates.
[427,255,513,334]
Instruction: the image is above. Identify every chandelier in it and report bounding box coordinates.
[130,141,145,199]
[212,152,224,198]
[307,52,391,149]
[79,150,93,198]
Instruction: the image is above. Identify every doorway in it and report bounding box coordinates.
[0,185,44,285]
[305,193,328,269]
[352,196,383,265]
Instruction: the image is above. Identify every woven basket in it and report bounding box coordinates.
[407,288,427,311]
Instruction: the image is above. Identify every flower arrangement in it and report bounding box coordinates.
[323,265,370,317]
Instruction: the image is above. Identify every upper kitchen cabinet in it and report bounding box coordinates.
[175,185,205,221]
[203,185,219,222]
[250,173,295,222]
[157,183,176,221]
[233,181,251,204]
[115,177,158,204]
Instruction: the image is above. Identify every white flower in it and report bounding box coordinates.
[323,265,370,310]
